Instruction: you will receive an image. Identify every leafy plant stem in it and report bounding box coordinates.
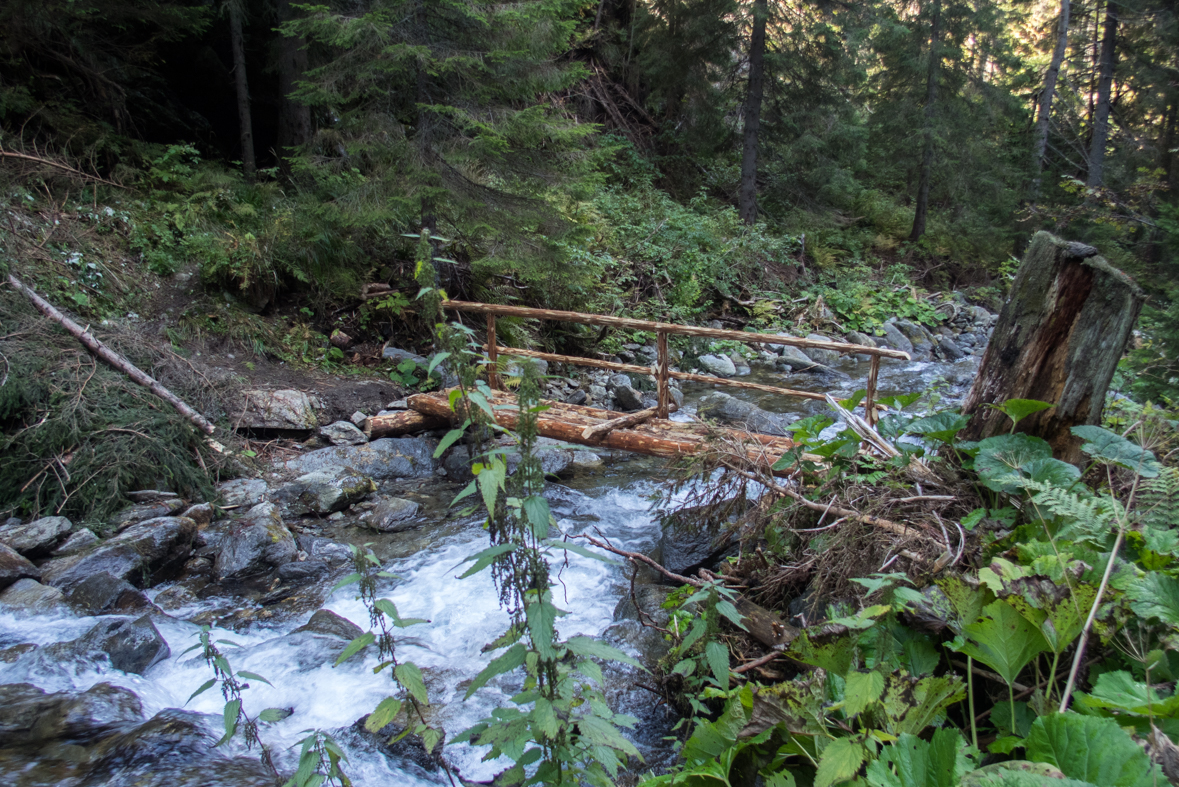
[1058,469,1140,712]
[968,654,978,749]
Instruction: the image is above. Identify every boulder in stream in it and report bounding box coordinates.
[214,503,297,580]
[879,322,913,355]
[0,515,72,556]
[0,578,67,614]
[0,542,42,590]
[697,391,797,436]
[63,571,153,615]
[272,471,376,516]
[217,478,269,507]
[47,516,197,590]
[53,527,99,556]
[697,353,737,377]
[362,497,421,532]
[283,437,438,480]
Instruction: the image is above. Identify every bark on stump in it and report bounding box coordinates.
[961,231,1144,463]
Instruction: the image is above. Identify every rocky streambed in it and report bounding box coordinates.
[0,314,986,786]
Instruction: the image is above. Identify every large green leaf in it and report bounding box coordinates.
[1071,426,1162,477]
[565,635,645,670]
[1127,572,1179,625]
[364,697,403,733]
[905,412,970,444]
[843,670,885,717]
[960,762,1092,786]
[879,674,967,736]
[1025,712,1163,787]
[393,662,429,706]
[1005,581,1096,656]
[953,601,1048,687]
[993,399,1055,428]
[815,737,866,787]
[974,434,1053,493]
[788,627,859,675]
[1076,670,1179,718]
[705,640,731,690]
[464,642,527,699]
[864,728,962,787]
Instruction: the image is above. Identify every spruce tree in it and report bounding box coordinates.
[283,0,598,295]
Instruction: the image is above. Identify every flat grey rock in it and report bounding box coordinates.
[363,497,421,532]
[698,392,797,436]
[0,516,72,556]
[217,478,269,508]
[239,389,321,430]
[53,528,100,557]
[49,517,196,591]
[272,472,375,516]
[283,438,438,480]
[697,354,737,377]
[319,420,368,446]
[0,578,67,614]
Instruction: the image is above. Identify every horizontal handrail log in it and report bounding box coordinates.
[485,345,830,403]
[445,300,910,360]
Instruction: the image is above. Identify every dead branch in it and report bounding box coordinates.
[0,148,123,188]
[575,533,703,587]
[720,460,932,553]
[6,274,215,434]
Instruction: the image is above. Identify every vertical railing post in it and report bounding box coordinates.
[487,314,499,390]
[656,330,670,418]
[865,354,881,427]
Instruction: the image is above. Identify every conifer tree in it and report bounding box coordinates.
[283,0,597,292]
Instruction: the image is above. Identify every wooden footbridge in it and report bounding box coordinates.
[368,301,910,473]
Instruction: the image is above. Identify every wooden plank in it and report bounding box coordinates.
[487,314,499,390]
[668,369,828,402]
[368,409,449,438]
[446,299,910,360]
[487,343,837,405]
[581,405,675,442]
[482,344,653,377]
[865,355,881,427]
[656,329,670,418]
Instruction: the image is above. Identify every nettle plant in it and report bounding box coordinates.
[449,360,645,786]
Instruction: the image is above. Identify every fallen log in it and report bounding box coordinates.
[961,232,1145,462]
[581,404,676,441]
[367,409,449,438]
[406,389,802,474]
[6,273,216,435]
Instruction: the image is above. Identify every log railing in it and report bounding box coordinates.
[441,300,909,425]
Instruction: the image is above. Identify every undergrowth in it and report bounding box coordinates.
[0,292,232,525]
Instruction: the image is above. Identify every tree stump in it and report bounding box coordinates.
[961,231,1144,463]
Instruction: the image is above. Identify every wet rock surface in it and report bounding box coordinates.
[0,543,41,589]
[48,517,197,591]
[214,503,296,580]
[698,391,797,436]
[272,472,375,516]
[0,516,73,557]
[283,437,438,480]
[0,579,67,615]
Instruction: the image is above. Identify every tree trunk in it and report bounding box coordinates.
[276,0,311,168]
[1086,0,1117,189]
[960,232,1144,463]
[1030,0,1070,204]
[228,0,256,181]
[738,0,767,225]
[909,0,941,243]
